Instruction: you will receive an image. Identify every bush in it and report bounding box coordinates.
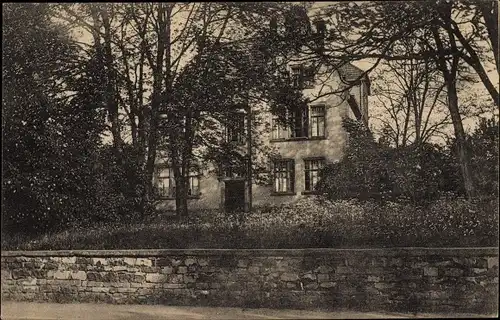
[316,118,464,204]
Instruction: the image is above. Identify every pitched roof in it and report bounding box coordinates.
[338,63,371,94]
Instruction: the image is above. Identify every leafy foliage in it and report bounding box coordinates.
[316,118,464,203]
[2,3,103,234]
[3,197,497,250]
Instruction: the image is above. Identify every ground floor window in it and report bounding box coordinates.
[304,158,325,192]
[273,159,295,193]
[157,167,175,198]
[156,166,200,198]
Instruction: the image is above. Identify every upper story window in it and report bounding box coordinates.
[309,106,325,137]
[290,64,315,89]
[272,117,291,140]
[290,107,309,138]
[304,158,325,192]
[271,105,326,141]
[273,159,295,193]
[226,113,246,145]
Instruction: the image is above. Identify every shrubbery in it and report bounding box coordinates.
[3,197,497,250]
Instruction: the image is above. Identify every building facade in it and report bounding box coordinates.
[154,63,370,212]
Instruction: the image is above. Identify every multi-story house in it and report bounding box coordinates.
[153,60,370,213]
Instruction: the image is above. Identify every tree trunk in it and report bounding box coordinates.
[446,80,475,199]
[144,4,167,205]
[431,22,476,199]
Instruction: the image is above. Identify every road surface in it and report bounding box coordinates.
[0,302,496,320]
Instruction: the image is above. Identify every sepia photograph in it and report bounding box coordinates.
[1,1,499,319]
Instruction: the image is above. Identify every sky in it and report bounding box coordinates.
[66,2,498,145]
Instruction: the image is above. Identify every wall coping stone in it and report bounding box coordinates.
[1,247,498,258]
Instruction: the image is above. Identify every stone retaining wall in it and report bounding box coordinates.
[1,248,498,314]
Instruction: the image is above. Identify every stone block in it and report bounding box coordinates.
[390,258,403,267]
[185,258,196,266]
[286,282,297,289]
[315,265,333,273]
[21,278,37,286]
[129,273,143,282]
[198,259,209,267]
[177,266,188,274]
[130,282,155,288]
[248,266,260,274]
[136,258,152,267]
[161,267,174,274]
[91,287,110,293]
[83,281,100,287]
[472,268,488,274]
[112,266,127,272]
[424,267,439,277]
[280,273,299,282]
[70,271,87,281]
[117,273,133,282]
[171,259,183,267]
[169,274,184,284]
[92,258,108,266]
[317,274,329,282]
[163,283,186,289]
[123,258,136,266]
[302,273,316,281]
[196,282,210,290]
[12,269,31,279]
[1,270,12,280]
[117,287,137,293]
[61,257,76,264]
[145,273,166,283]
[304,282,319,290]
[443,268,464,277]
[210,283,221,289]
[22,286,39,292]
[367,276,381,282]
[53,271,71,280]
[238,259,249,268]
[86,272,102,282]
[184,275,196,284]
[319,282,337,288]
[430,290,451,300]
[487,257,499,269]
[374,282,395,290]
[335,266,352,274]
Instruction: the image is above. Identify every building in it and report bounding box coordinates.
[153,61,370,213]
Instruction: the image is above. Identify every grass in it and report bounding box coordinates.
[2,197,498,250]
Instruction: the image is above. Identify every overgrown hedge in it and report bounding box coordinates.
[2,197,497,250]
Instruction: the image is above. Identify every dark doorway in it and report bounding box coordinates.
[224,180,245,212]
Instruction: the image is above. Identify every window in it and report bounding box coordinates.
[188,171,200,196]
[157,167,175,198]
[304,158,325,192]
[271,117,290,140]
[291,107,309,138]
[290,64,315,88]
[309,106,325,137]
[219,160,247,178]
[226,113,245,144]
[291,65,302,88]
[273,159,295,193]
[156,167,200,198]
